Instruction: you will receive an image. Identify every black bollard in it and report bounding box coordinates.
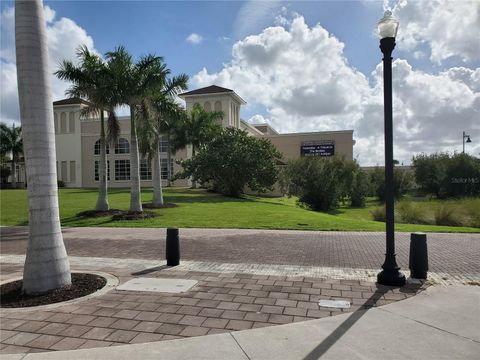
[409,232,428,279]
[166,227,180,266]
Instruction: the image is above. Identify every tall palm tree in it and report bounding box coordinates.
[138,75,188,206]
[0,123,23,188]
[55,46,120,211]
[15,0,71,294]
[105,47,168,212]
[172,103,223,188]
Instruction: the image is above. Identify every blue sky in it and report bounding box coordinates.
[1,1,479,164]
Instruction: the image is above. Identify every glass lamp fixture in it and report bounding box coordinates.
[378,10,399,39]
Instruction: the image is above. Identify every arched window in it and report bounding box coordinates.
[94,139,110,155]
[115,138,130,154]
[214,101,222,112]
[69,112,75,132]
[204,101,211,112]
[60,112,67,133]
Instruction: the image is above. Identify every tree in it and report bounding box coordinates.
[0,123,23,188]
[369,166,413,200]
[412,153,449,197]
[172,103,223,188]
[15,0,71,293]
[55,46,120,211]
[105,47,168,212]
[138,75,188,207]
[177,128,281,197]
[283,156,353,211]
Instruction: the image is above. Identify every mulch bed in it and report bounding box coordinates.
[142,202,178,209]
[77,209,124,218]
[111,211,159,221]
[0,273,106,308]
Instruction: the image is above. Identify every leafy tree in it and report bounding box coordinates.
[15,0,71,293]
[350,169,369,207]
[105,47,169,211]
[412,153,449,197]
[0,123,23,188]
[283,156,354,211]
[369,166,413,200]
[171,103,223,188]
[177,128,281,197]
[55,45,120,211]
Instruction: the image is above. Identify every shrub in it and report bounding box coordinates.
[176,128,281,197]
[462,198,480,228]
[369,167,413,201]
[283,156,356,211]
[0,166,11,183]
[370,206,386,222]
[350,170,368,207]
[396,201,428,224]
[434,205,463,226]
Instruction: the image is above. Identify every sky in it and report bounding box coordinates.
[1,0,479,165]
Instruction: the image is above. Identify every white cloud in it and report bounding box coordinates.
[233,0,282,39]
[392,0,480,64]
[186,33,203,44]
[193,14,480,165]
[0,5,98,125]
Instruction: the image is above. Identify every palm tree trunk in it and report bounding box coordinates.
[129,106,143,212]
[15,0,71,294]
[95,110,109,211]
[11,156,17,189]
[152,142,164,206]
[167,132,172,187]
[191,145,197,189]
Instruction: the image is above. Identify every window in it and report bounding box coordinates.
[54,113,58,134]
[115,138,130,154]
[70,161,76,182]
[160,158,174,180]
[60,112,67,133]
[94,139,110,155]
[69,112,75,132]
[95,160,110,181]
[214,101,222,112]
[140,158,152,180]
[61,161,67,181]
[115,159,130,180]
[204,101,211,111]
[159,136,169,153]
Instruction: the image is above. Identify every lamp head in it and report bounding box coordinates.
[466,136,472,143]
[378,10,399,39]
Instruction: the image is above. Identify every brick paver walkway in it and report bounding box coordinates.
[0,261,424,354]
[1,227,479,278]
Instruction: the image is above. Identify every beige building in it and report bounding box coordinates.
[53,85,354,188]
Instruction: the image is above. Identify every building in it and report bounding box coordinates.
[52,85,355,188]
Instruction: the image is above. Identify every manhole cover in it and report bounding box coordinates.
[116,278,197,293]
[319,299,351,309]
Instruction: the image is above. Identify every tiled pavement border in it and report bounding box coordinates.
[0,263,427,355]
[1,254,475,285]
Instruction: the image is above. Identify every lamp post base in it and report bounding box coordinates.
[377,268,406,286]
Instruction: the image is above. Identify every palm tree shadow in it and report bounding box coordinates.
[131,265,170,276]
[303,284,420,360]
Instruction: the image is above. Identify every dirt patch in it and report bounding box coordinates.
[142,203,178,209]
[77,209,124,218]
[0,273,106,308]
[111,211,159,221]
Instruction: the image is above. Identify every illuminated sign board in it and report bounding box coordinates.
[300,143,335,157]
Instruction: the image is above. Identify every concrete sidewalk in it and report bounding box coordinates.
[4,285,479,360]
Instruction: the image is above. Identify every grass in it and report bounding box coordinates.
[0,188,478,233]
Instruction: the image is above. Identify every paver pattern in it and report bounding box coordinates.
[0,262,425,354]
[1,227,479,277]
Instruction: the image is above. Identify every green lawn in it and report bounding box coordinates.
[0,188,478,232]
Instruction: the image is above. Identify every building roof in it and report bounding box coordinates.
[53,98,92,106]
[179,85,246,104]
[179,85,234,96]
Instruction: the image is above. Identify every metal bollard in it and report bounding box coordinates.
[409,232,428,279]
[166,228,180,266]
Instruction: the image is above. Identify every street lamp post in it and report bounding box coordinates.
[463,131,472,153]
[377,11,405,287]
